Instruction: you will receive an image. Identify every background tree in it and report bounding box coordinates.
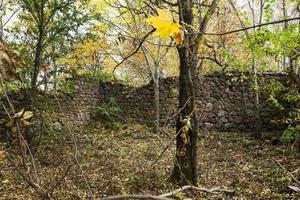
[6,0,90,105]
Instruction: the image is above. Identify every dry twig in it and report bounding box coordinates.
[273,159,300,186]
[159,185,234,197]
[101,194,172,200]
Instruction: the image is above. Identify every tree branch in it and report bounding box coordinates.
[197,56,227,68]
[159,185,234,197]
[273,159,300,186]
[195,0,220,43]
[101,195,172,200]
[203,17,300,36]
[112,29,156,79]
[161,0,178,6]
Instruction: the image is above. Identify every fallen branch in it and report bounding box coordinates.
[273,159,300,186]
[288,185,300,193]
[7,156,47,198]
[101,184,234,200]
[101,194,172,200]
[159,185,234,197]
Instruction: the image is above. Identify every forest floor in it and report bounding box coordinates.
[0,121,299,199]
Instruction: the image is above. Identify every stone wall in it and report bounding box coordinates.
[1,73,287,131]
[99,78,179,125]
[98,72,289,131]
[58,80,101,125]
[195,73,287,131]
[0,80,100,136]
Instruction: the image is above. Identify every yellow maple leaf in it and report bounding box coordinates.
[146,9,182,41]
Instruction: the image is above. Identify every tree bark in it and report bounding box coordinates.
[171,0,198,185]
[252,58,262,138]
[31,23,44,105]
[172,45,198,185]
[153,40,161,134]
[172,0,219,185]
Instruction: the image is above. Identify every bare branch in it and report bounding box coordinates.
[203,17,300,36]
[54,95,93,196]
[197,0,220,41]
[273,159,300,186]
[112,29,156,79]
[161,0,178,6]
[159,185,234,197]
[0,6,21,29]
[197,56,227,68]
[101,194,172,200]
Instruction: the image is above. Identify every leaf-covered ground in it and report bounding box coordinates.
[0,121,299,199]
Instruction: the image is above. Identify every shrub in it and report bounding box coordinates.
[264,78,299,149]
[96,97,122,130]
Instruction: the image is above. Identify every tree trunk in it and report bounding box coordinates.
[31,27,43,103]
[0,11,3,41]
[252,58,262,138]
[31,3,45,107]
[172,45,198,185]
[153,40,161,134]
[154,68,160,134]
[171,0,219,186]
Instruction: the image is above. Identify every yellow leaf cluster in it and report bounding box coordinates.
[6,108,33,133]
[89,0,116,12]
[0,150,5,161]
[146,9,183,43]
[57,37,110,75]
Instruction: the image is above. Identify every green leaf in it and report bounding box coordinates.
[15,108,25,117]
[22,120,32,126]
[11,127,17,133]
[22,111,33,120]
[6,119,14,128]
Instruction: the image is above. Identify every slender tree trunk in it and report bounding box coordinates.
[258,0,264,26]
[31,3,45,107]
[0,11,3,41]
[282,0,295,74]
[282,0,288,29]
[26,2,45,145]
[153,40,161,134]
[171,0,199,185]
[31,27,43,102]
[252,0,262,137]
[141,42,161,134]
[229,0,262,137]
[252,57,262,137]
[154,75,160,133]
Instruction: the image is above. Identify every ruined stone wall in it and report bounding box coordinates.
[195,73,286,131]
[1,73,285,131]
[99,72,288,131]
[59,80,101,125]
[99,78,179,125]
